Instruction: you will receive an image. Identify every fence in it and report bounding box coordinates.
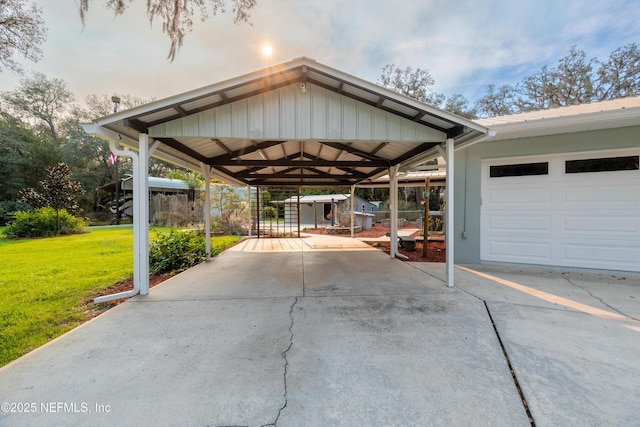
[150,193,204,227]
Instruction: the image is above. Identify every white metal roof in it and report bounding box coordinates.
[474,96,640,141]
[85,57,489,187]
[282,194,350,203]
[119,176,205,191]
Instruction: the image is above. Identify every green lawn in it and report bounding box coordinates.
[0,227,239,367]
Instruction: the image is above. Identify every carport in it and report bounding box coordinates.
[83,57,489,301]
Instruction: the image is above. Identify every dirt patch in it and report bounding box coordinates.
[369,240,446,263]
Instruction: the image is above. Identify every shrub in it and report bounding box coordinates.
[213,212,245,235]
[261,206,278,219]
[0,200,29,226]
[3,207,87,238]
[149,229,206,274]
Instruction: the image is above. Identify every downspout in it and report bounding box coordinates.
[94,140,141,303]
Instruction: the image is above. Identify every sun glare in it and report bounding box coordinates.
[262,44,273,57]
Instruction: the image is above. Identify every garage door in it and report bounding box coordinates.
[481,149,640,272]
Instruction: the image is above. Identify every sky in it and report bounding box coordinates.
[1,0,639,108]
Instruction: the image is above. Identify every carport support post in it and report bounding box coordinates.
[445,137,455,287]
[247,185,252,237]
[350,185,355,238]
[138,134,151,295]
[200,163,212,260]
[389,165,400,258]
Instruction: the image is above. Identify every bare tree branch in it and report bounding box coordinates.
[79,0,257,62]
[0,0,47,73]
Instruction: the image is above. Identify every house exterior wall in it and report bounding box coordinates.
[454,125,640,264]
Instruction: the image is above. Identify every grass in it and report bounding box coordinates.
[0,226,240,367]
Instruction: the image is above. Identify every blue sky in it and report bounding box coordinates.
[1,0,638,108]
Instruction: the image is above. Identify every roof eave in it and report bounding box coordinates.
[475,106,640,142]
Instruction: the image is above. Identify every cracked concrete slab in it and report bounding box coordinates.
[487,301,640,426]
[303,251,447,296]
[453,264,640,426]
[278,293,530,426]
[1,238,638,426]
[0,297,294,427]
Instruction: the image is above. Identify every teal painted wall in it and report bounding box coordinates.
[454,125,640,264]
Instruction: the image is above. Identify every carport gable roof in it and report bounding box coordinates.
[89,57,488,186]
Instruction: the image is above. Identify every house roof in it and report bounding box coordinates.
[282,194,350,203]
[85,57,488,187]
[474,96,640,141]
[358,169,447,188]
[101,176,204,192]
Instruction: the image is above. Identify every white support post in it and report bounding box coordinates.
[350,185,355,238]
[247,185,252,238]
[138,134,150,295]
[445,137,455,287]
[389,165,400,259]
[200,163,212,260]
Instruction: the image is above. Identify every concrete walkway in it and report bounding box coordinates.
[1,236,638,426]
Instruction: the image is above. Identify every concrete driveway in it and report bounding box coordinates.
[1,235,638,426]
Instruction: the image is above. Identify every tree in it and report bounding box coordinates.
[442,94,477,119]
[79,0,257,62]
[0,112,59,202]
[83,93,152,118]
[211,183,241,215]
[474,83,522,117]
[378,64,445,106]
[1,72,74,145]
[19,162,83,215]
[595,43,640,100]
[167,169,203,190]
[519,46,595,109]
[475,44,640,117]
[0,0,47,73]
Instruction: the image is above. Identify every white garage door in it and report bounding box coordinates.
[481,149,640,272]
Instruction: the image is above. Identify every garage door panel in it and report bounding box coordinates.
[563,215,640,234]
[487,187,552,205]
[563,184,640,205]
[562,242,639,271]
[487,240,552,262]
[488,214,552,232]
[481,150,640,272]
